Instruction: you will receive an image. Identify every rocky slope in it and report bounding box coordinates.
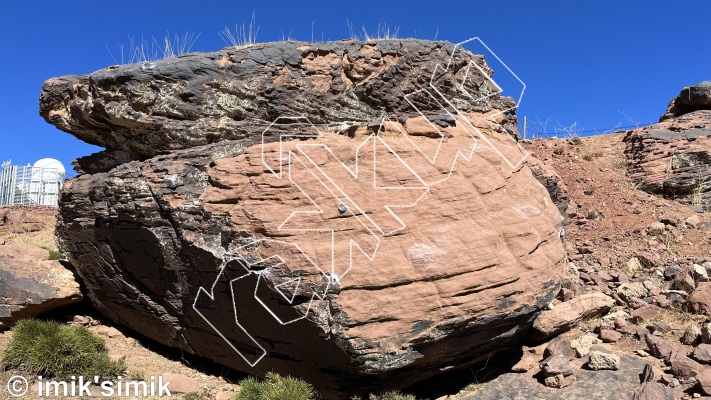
[41,40,566,398]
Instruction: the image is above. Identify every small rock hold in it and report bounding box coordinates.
[599,328,623,343]
[648,222,666,236]
[544,373,576,389]
[682,324,703,346]
[630,304,663,324]
[571,332,603,358]
[587,350,620,370]
[511,356,537,373]
[544,336,576,360]
[541,354,574,377]
[693,264,710,282]
[645,334,673,361]
[692,344,711,365]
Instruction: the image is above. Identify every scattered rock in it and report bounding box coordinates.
[511,356,537,373]
[692,344,711,365]
[702,323,711,344]
[161,373,200,394]
[694,264,710,282]
[587,350,620,371]
[532,292,615,339]
[623,258,645,276]
[630,304,663,324]
[541,354,574,377]
[697,368,711,396]
[571,332,603,358]
[671,273,696,294]
[687,215,703,229]
[648,222,666,236]
[618,282,650,303]
[641,363,672,384]
[544,336,576,360]
[669,350,705,379]
[645,334,674,361]
[600,328,623,343]
[688,282,711,315]
[632,382,675,400]
[682,324,703,346]
[544,373,576,389]
[648,321,672,335]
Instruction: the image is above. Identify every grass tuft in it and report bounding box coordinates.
[220,11,260,49]
[234,372,315,400]
[108,32,200,65]
[1,319,125,380]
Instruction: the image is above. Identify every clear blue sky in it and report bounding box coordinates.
[1,1,709,172]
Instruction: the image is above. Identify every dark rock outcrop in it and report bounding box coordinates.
[42,39,565,398]
[40,40,518,174]
[660,81,711,121]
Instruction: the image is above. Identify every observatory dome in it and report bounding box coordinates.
[33,158,65,174]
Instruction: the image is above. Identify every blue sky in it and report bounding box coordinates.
[1,1,709,172]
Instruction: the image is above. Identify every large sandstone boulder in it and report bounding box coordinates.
[0,244,82,328]
[41,39,566,398]
[624,103,710,211]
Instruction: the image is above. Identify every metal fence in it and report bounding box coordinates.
[0,161,65,206]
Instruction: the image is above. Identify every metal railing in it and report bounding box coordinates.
[0,161,65,206]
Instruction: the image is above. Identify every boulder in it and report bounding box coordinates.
[660,81,711,121]
[624,106,711,211]
[41,39,565,398]
[687,282,711,315]
[532,293,615,339]
[0,244,82,328]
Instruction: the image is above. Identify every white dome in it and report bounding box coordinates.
[33,158,65,175]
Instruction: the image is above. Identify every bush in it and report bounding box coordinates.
[1,319,125,380]
[369,391,417,400]
[235,372,315,400]
[41,246,65,260]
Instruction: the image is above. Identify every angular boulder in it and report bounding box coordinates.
[41,39,565,398]
[0,244,82,328]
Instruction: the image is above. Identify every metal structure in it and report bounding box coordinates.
[0,159,66,206]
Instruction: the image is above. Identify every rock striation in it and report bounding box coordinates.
[41,39,565,398]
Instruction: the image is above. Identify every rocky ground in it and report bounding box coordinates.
[440,132,711,400]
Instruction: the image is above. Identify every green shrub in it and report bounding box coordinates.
[1,319,125,380]
[40,246,65,260]
[234,372,315,400]
[183,393,201,400]
[369,391,418,400]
